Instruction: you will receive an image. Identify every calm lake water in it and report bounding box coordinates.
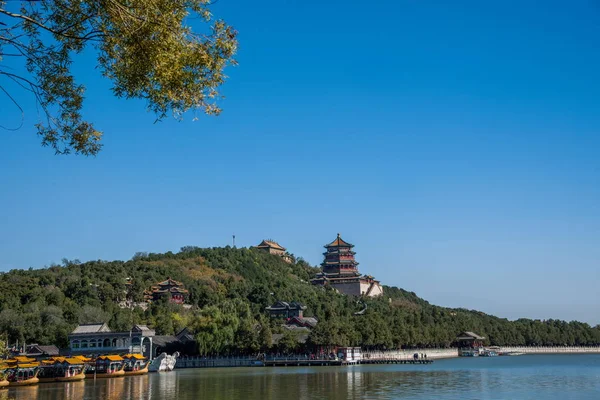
[5,355,600,400]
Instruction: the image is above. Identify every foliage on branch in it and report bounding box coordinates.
[0,0,237,155]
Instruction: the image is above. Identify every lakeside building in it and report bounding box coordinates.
[144,278,189,304]
[152,328,198,357]
[9,344,60,360]
[68,323,155,359]
[68,323,197,359]
[311,234,383,297]
[254,240,293,263]
[456,331,486,356]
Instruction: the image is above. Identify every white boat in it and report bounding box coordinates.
[148,352,179,372]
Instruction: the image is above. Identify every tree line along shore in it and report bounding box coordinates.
[1,246,599,355]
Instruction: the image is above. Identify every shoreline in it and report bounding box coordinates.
[175,346,600,369]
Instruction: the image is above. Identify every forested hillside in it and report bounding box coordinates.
[0,246,598,353]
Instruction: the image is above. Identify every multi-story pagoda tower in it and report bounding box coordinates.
[322,234,359,276]
[312,233,383,297]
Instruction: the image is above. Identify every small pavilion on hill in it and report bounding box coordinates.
[254,239,293,263]
[145,278,189,304]
[266,301,307,319]
[311,234,383,297]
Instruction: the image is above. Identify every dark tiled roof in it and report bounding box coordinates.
[152,335,178,347]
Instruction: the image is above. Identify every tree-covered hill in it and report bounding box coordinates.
[1,246,598,353]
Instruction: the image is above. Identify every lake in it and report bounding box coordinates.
[5,355,600,400]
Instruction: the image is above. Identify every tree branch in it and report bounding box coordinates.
[0,8,102,42]
[0,84,24,131]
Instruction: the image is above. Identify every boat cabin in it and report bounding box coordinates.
[95,355,124,374]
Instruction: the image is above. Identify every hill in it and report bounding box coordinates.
[0,246,598,353]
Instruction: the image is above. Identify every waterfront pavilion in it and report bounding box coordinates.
[68,323,155,359]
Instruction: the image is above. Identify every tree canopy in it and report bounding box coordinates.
[0,246,599,354]
[0,0,237,155]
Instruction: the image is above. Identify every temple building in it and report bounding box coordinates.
[144,278,189,304]
[266,301,307,319]
[254,240,293,263]
[311,234,383,297]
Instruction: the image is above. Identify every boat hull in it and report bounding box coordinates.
[56,371,86,382]
[86,370,125,379]
[124,365,149,376]
[9,377,39,387]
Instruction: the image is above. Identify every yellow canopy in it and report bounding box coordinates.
[98,355,124,361]
[13,363,39,368]
[123,354,146,360]
[13,356,35,362]
[59,358,85,365]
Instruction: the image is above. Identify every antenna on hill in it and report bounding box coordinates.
[232,234,236,248]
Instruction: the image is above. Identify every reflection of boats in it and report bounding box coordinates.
[86,355,125,378]
[148,352,179,372]
[123,354,150,376]
[503,352,525,356]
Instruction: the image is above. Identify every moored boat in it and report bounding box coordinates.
[39,357,87,382]
[123,354,149,376]
[148,352,179,372]
[0,365,9,388]
[5,363,40,386]
[481,349,498,357]
[86,355,125,378]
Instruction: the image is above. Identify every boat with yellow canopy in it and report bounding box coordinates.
[123,354,150,376]
[0,362,9,388]
[38,357,87,383]
[3,358,40,387]
[85,355,125,378]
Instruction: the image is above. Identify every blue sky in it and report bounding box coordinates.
[1,1,599,324]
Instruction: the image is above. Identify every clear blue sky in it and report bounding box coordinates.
[1,1,599,324]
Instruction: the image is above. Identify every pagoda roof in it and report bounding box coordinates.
[156,277,184,287]
[255,240,286,251]
[325,233,354,248]
[152,287,189,294]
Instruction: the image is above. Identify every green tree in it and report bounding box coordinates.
[0,0,237,155]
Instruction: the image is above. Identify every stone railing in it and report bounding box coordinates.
[497,346,600,354]
[362,348,459,360]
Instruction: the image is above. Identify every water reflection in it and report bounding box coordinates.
[4,355,600,400]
